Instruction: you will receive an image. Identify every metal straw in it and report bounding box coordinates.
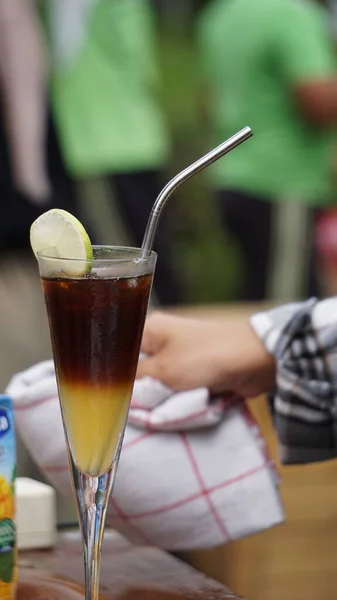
[141,126,253,257]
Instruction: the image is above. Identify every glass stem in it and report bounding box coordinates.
[70,456,119,600]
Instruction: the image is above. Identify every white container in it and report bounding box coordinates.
[16,478,57,550]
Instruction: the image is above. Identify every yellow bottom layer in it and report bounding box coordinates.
[59,382,132,475]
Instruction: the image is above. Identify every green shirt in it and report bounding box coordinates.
[49,0,170,177]
[197,0,337,203]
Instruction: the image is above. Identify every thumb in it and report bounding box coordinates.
[136,355,160,381]
[140,312,168,355]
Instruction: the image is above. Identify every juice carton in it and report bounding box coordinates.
[0,396,16,600]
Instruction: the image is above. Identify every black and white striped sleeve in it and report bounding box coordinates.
[250,298,337,465]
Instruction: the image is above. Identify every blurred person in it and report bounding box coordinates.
[197,0,337,302]
[0,0,85,254]
[0,0,90,488]
[315,207,337,295]
[46,0,181,305]
[137,297,337,465]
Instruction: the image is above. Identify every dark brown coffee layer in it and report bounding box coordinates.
[42,273,152,387]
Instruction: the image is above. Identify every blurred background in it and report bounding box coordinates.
[1,1,337,599]
[3,0,337,382]
[0,0,243,398]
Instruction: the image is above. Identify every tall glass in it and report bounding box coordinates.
[37,246,156,600]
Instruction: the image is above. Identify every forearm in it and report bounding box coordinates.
[293,79,337,127]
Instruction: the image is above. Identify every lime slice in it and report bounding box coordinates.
[30,209,93,276]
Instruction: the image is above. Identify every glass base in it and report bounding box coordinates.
[69,451,120,600]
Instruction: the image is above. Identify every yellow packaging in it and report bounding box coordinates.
[0,396,16,600]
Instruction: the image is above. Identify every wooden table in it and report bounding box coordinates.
[17,531,241,599]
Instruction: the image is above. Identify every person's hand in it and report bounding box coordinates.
[137,313,276,397]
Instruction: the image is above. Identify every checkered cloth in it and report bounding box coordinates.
[6,360,283,550]
[251,297,337,465]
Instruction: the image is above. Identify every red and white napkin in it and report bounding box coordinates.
[6,360,284,550]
